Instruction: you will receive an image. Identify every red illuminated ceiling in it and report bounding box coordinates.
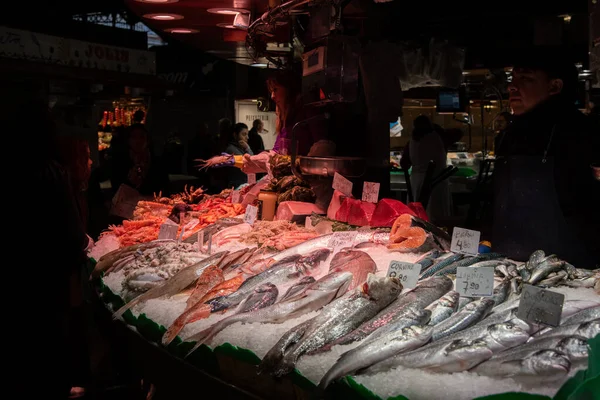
[125,0,272,64]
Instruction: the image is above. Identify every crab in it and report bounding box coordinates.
[153,185,205,205]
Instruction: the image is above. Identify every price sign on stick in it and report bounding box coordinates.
[197,231,204,253]
[456,267,494,297]
[244,205,258,225]
[247,173,256,185]
[305,216,312,229]
[362,182,380,203]
[332,172,353,197]
[158,220,179,240]
[517,285,564,327]
[450,227,481,255]
[206,232,212,255]
[231,190,241,204]
[387,261,420,289]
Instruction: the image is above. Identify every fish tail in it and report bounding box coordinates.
[258,320,310,376]
[162,318,186,346]
[113,297,142,320]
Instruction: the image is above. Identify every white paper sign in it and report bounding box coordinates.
[206,232,212,255]
[450,227,481,255]
[387,261,420,289]
[158,220,179,240]
[232,190,241,204]
[197,230,204,252]
[184,219,199,231]
[517,285,565,327]
[327,231,358,251]
[305,216,312,229]
[244,205,258,225]
[456,266,495,297]
[362,182,380,203]
[332,172,353,197]
[247,173,257,185]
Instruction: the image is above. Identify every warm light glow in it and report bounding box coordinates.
[143,13,184,20]
[135,0,179,3]
[168,28,198,33]
[217,23,237,29]
[251,63,268,68]
[207,8,249,15]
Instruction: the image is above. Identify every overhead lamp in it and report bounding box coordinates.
[167,28,198,33]
[559,14,572,23]
[135,0,179,3]
[207,8,249,15]
[143,13,184,20]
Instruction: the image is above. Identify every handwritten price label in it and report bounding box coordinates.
[247,173,257,185]
[456,266,494,297]
[362,182,380,203]
[244,205,258,225]
[332,172,353,197]
[387,261,420,289]
[450,227,481,255]
[327,231,358,252]
[158,220,179,240]
[231,190,241,204]
[517,285,564,327]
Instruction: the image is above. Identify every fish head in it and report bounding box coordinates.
[301,248,332,265]
[556,336,589,361]
[255,282,278,293]
[487,322,530,348]
[314,272,353,295]
[527,250,546,269]
[362,274,402,302]
[526,350,571,376]
[440,292,460,308]
[404,325,434,342]
[444,339,494,369]
[576,320,600,338]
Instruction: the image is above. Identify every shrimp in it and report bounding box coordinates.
[195,155,232,171]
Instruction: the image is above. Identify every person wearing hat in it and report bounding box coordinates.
[492,48,599,268]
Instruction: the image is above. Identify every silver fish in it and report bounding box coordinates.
[319,325,433,389]
[364,306,431,342]
[258,274,402,377]
[458,296,474,311]
[471,349,571,382]
[415,250,442,273]
[426,291,460,326]
[491,279,511,306]
[499,335,589,365]
[113,251,228,319]
[537,270,568,287]
[279,276,316,302]
[536,320,600,340]
[526,250,546,270]
[364,337,493,375]
[317,276,453,351]
[185,272,353,355]
[528,260,565,285]
[420,253,464,279]
[560,306,600,326]
[431,298,495,341]
[236,282,279,313]
[208,249,330,312]
[475,322,531,352]
[434,254,505,277]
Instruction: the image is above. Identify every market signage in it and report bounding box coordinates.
[0,26,155,75]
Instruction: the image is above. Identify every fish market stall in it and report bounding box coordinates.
[90,182,599,400]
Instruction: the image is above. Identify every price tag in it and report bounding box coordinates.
[158,220,179,240]
[450,227,481,255]
[232,190,241,204]
[305,216,312,229]
[327,231,358,252]
[184,219,199,231]
[197,230,204,252]
[456,266,494,297]
[178,226,185,242]
[247,173,257,185]
[517,285,564,327]
[206,232,212,255]
[387,261,420,289]
[332,172,353,197]
[362,182,380,203]
[244,205,258,225]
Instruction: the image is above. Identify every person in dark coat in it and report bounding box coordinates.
[248,119,266,154]
[492,48,599,268]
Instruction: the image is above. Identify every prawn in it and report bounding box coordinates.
[195,154,233,171]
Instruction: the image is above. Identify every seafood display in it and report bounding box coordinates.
[94,208,599,400]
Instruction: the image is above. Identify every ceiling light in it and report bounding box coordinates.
[135,0,179,3]
[207,8,249,15]
[251,63,268,68]
[217,23,237,29]
[143,13,184,20]
[167,28,198,33]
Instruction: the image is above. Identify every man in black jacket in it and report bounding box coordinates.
[492,49,599,268]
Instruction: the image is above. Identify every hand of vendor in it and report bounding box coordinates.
[241,152,272,174]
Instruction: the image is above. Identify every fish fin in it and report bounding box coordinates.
[163,304,212,346]
[258,320,311,375]
[113,296,143,320]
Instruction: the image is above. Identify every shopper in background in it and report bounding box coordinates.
[56,136,95,399]
[492,111,512,154]
[225,123,254,188]
[248,119,266,154]
[492,48,599,267]
[405,115,451,224]
[110,123,170,197]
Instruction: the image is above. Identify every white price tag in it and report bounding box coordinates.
[517,285,564,327]
[178,226,185,242]
[184,219,199,231]
[387,261,420,289]
[206,232,212,255]
[232,190,241,204]
[244,205,258,225]
[247,173,257,185]
[450,227,481,255]
[305,216,312,229]
[332,172,353,197]
[362,182,380,203]
[197,230,204,252]
[327,231,358,251]
[456,267,495,297]
[158,220,179,240]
